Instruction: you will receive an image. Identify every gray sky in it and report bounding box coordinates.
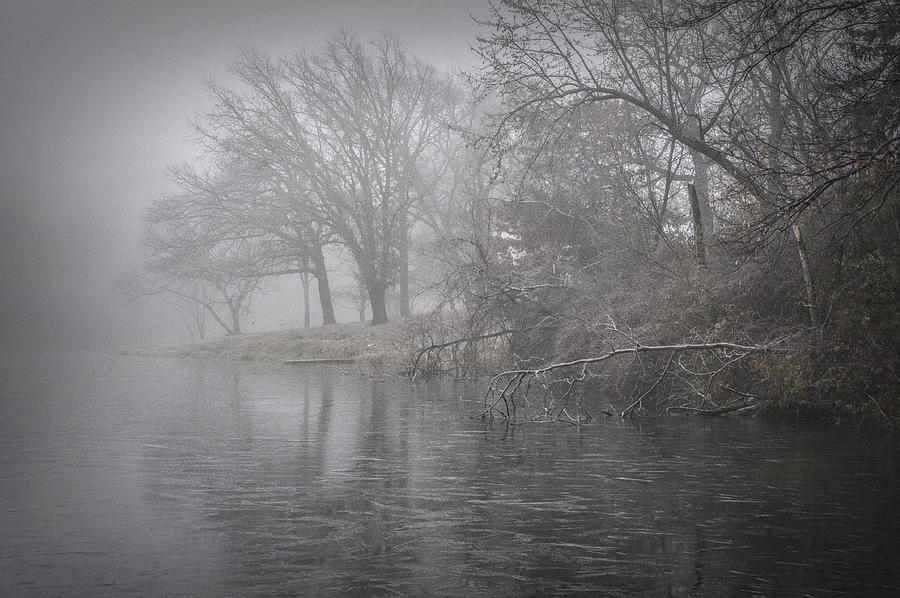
[0,0,489,348]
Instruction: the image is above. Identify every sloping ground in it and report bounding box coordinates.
[129,320,417,371]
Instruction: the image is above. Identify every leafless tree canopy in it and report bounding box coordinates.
[138,9,898,423]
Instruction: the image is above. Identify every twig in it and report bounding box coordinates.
[722,384,762,400]
[407,326,543,379]
[621,352,674,418]
[667,403,758,416]
[483,336,788,422]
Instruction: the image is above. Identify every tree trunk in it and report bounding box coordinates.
[229,302,242,335]
[311,246,336,325]
[299,269,311,328]
[689,149,714,238]
[792,224,816,326]
[193,297,206,340]
[398,206,411,317]
[687,182,707,268]
[366,279,389,325]
[357,276,367,322]
[684,107,715,237]
[765,51,788,207]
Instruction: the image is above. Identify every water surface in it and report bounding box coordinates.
[1,352,898,596]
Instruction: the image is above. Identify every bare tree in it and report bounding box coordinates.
[143,202,265,336]
[117,272,210,341]
[479,0,899,247]
[477,0,732,238]
[279,32,458,323]
[197,36,459,324]
[196,58,340,325]
[422,0,900,423]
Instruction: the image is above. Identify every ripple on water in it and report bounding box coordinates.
[1,353,898,596]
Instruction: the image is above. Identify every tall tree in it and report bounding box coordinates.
[477,0,729,238]
[197,58,340,325]
[280,32,457,323]
[200,36,457,324]
[479,0,900,246]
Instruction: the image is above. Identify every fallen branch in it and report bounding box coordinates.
[621,351,674,418]
[667,402,760,416]
[496,340,782,377]
[722,384,763,400]
[406,325,551,379]
[482,338,785,421]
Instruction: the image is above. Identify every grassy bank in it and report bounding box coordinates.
[126,315,897,428]
[129,319,417,370]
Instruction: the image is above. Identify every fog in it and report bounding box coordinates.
[1,4,897,592]
[0,0,486,350]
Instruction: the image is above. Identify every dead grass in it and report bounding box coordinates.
[127,318,429,373]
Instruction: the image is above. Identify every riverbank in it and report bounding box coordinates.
[125,318,897,429]
[127,319,417,370]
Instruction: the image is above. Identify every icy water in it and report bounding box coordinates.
[1,352,898,596]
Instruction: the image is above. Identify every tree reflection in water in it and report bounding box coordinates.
[0,353,897,595]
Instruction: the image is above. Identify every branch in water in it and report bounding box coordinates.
[482,338,787,421]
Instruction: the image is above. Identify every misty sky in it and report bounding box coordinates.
[0,0,489,349]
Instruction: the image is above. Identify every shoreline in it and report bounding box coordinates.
[123,320,416,371]
[122,320,897,429]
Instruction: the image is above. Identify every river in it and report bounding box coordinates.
[1,352,898,596]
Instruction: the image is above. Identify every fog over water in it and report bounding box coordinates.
[0,0,487,350]
[3,353,898,595]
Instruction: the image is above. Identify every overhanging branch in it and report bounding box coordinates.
[482,338,787,421]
